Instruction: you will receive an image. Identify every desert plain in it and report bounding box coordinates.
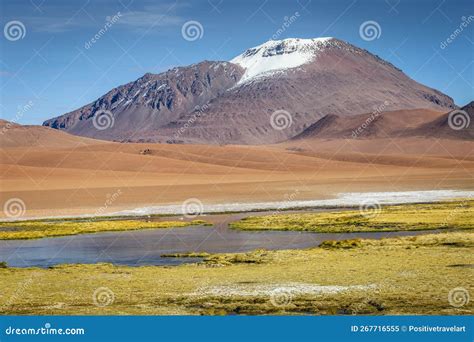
[1,109,473,218]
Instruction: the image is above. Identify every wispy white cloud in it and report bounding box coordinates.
[27,16,84,33]
[27,2,187,33]
[0,70,13,77]
[117,11,183,30]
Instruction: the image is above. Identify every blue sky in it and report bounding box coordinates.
[0,0,473,125]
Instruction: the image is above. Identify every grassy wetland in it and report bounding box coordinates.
[0,218,209,240]
[230,201,474,233]
[0,200,472,315]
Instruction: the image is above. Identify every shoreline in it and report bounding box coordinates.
[2,189,473,222]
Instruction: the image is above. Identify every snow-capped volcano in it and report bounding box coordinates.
[44,37,455,144]
[230,37,334,85]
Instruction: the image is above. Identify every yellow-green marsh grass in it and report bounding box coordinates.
[230,200,474,233]
[0,219,209,240]
[0,231,472,315]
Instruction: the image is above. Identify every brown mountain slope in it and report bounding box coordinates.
[407,101,474,140]
[170,39,454,144]
[291,109,446,140]
[43,38,454,144]
[43,61,243,142]
[0,120,102,148]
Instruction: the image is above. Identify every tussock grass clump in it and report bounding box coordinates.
[230,200,474,233]
[203,250,271,266]
[320,239,363,249]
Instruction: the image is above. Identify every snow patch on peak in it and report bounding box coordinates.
[231,37,334,85]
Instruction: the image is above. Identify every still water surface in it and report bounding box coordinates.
[0,209,443,268]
